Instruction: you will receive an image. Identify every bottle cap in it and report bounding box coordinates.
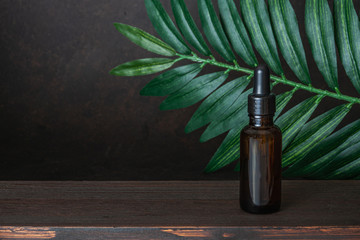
[248,64,276,116]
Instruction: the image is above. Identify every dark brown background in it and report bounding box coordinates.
[1,0,359,180]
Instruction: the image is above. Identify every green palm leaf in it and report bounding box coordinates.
[334,0,360,94]
[113,23,176,57]
[269,0,311,84]
[198,0,236,62]
[200,88,251,142]
[218,0,257,67]
[284,119,360,177]
[318,140,360,179]
[240,0,283,75]
[282,104,351,168]
[111,0,360,179]
[110,58,175,76]
[205,127,242,173]
[274,88,296,120]
[145,0,191,55]
[305,0,338,90]
[185,76,250,133]
[140,63,203,96]
[325,152,360,179]
[305,138,360,179]
[171,0,211,56]
[275,95,322,150]
[160,71,228,110]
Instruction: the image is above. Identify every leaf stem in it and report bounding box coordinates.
[177,53,360,105]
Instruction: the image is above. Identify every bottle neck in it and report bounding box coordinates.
[249,115,274,127]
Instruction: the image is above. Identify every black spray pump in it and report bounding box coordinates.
[248,64,275,117]
[240,64,282,214]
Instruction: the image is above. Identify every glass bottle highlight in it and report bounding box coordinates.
[240,64,282,214]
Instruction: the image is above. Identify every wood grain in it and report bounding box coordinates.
[0,181,359,239]
[0,226,359,239]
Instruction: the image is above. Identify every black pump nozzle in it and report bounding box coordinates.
[248,64,276,116]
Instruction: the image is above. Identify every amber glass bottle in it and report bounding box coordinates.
[240,64,282,214]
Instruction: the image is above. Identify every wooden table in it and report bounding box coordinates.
[0,181,359,239]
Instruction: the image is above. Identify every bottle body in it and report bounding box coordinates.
[240,116,282,214]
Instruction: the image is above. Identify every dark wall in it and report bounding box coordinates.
[1,0,359,180]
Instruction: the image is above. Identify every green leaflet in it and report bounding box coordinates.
[269,0,311,84]
[334,0,360,94]
[305,0,338,90]
[274,88,296,120]
[218,0,257,67]
[323,142,360,179]
[305,135,360,179]
[304,136,360,179]
[113,23,176,57]
[284,119,360,177]
[205,128,243,173]
[240,0,283,75]
[326,158,360,179]
[185,76,250,133]
[145,0,191,55]
[200,88,252,142]
[282,103,351,168]
[160,71,228,110]
[110,58,175,76]
[171,0,211,56]
[198,0,236,62]
[275,95,322,150]
[140,63,203,96]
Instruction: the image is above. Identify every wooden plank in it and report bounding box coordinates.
[0,226,359,239]
[0,181,359,227]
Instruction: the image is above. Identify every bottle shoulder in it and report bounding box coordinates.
[241,124,282,136]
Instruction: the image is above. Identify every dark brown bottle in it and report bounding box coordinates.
[240,64,282,214]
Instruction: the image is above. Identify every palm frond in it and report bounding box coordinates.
[145,0,191,54]
[282,104,351,168]
[140,63,203,96]
[274,89,297,120]
[185,76,250,133]
[305,0,338,91]
[276,95,322,150]
[110,58,175,76]
[198,0,236,62]
[113,23,176,57]
[200,88,251,143]
[160,71,228,110]
[334,0,360,93]
[284,119,360,177]
[240,0,283,74]
[110,0,360,179]
[269,0,311,84]
[219,0,257,67]
[171,0,211,56]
